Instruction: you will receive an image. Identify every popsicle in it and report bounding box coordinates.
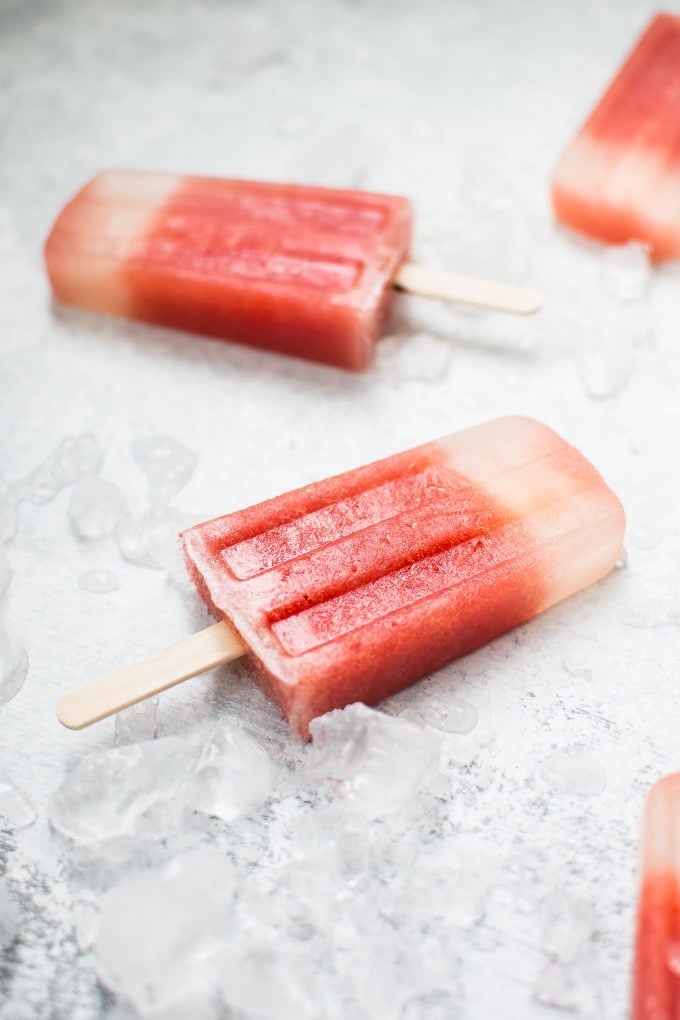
[44,171,539,371]
[552,12,680,260]
[57,417,625,738]
[632,772,680,1020]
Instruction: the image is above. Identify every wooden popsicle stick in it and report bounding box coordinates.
[394,262,541,315]
[57,621,246,730]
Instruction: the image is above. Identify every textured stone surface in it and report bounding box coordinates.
[1,0,678,1017]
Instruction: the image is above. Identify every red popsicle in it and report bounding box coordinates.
[54,417,625,738]
[44,172,539,371]
[552,13,680,260]
[632,773,680,1020]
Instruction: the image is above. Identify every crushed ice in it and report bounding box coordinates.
[114,697,159,746]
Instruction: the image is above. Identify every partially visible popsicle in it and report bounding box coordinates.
[552,13,680,260]
[57,417,625,738]
[632,773,680,1020]
[44,171,539,371]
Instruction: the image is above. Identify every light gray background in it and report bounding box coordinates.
[1,1,680,1017]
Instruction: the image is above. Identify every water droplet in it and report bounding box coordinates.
[423,697,478,735]
[79,569,120,594]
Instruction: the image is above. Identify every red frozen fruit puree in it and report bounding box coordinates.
[632,773,680,1020]
[182,417,625,738]
[552,13,680,260]
[44,171,412,370]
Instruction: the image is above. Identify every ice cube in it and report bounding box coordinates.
[69,478,129,538]
[114,697,160,745]
[24,434,103,504]
[116,506,191,571]
[49,738,198,844]
[96,849,235,1017]
[0,778,36,829]
[538,746,606,797]
[0,879,19,949]
[185,723,272,822]
[0,630,28,705]
[219,939,316,1020]
[308,703,441,819]
[78,568,120,594]
[131,436,198,503]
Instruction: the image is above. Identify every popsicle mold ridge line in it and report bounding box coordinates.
[182,416,625,738]
[44,171,413,371]
[552,12,680,260]
[632,772,680,1020]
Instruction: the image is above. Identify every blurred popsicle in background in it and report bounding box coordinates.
[45,171,540,371]
[552,12,680,260]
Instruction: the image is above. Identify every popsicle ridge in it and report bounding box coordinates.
[183,417,624,737]
[632,773,680,1020]
[552,13,680,259]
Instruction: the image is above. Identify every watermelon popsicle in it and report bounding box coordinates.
[632,773,680,1020]
[552,12,680,260]
[44,171,539,371]
[57,417,625,738]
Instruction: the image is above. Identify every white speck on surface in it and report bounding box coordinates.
[114,697,159,745]
[78,568,120,594]
[0,629,28,705]
[69,478,129,538]
[0,778,36,829]
[131,436,198,503]
[539,747,606,797]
